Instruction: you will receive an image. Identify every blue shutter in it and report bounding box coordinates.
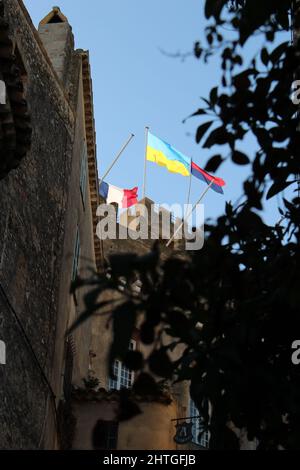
[72,228,80,281]
[80,144,88,205]
[189,399,210,448]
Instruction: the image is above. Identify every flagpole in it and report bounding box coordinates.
[185,173,192,219]
[166,180,214,248]
[99,133,135,190]
[142,126,149,200]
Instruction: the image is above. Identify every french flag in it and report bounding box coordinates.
[191,161,225,194]
[99,181,138,208]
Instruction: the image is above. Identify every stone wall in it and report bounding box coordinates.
[0,0,97,449]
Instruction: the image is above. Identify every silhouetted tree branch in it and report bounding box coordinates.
[70,0,300,450]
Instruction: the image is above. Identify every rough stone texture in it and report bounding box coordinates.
[0,1,97,449]
[0,0,32,179]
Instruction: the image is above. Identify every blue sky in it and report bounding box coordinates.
[24,0,285,225]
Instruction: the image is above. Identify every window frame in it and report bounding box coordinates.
[108,340,136,391]
[92,420,119,450]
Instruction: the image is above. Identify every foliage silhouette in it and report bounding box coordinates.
[69,0,300,450]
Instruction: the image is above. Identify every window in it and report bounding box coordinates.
[189,399,210,448]
[108,340,135,390]
[80,143,88,206]
[72,228,80,282]
[92,420,119,450]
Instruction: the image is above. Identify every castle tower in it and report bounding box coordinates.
[38,6,74,87]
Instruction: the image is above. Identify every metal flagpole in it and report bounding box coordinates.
[98,133,135,190]
[142,126,149,199]
[166,179,214,248]
[98,133,134,264]
[185,173,192,219]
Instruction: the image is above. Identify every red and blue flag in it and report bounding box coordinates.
[191,161,225,194]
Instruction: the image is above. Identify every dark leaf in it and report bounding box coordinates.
[253,128,272,149]
[109,253,138,276]
[261,48,269,66]
[194,41,203,59]
[205,0,225,20]
[196,121,214,144]
[205,154,223,172]
[225,202,233,217]
[132,373,160,396]
[232,151,250,165]
[123,351,144,371]
[66,299,113,335]
[134,245,160,272]
[266,30,275,42]
[233,70,253,89]
[236,208,264,234]
[140,321,155,345]
[203,126,228,148]
[222,427,240,450]
[118,390,141,421]
[270,126,289,143]
[239,1,275,45]
[70,275,86,294]
[84,287,102,312]
[266,180,295,200]
[204,0,215,19]
[183,108,207,123]
[270,42,289,64]
[210,86,218,106]
[276,11,290,31]
[166,310,192,342]
[109,301,137,365]
[207,33,213,45]
[149,349,174,379]
[283,198,295,211]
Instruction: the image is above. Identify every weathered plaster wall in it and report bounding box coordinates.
[91,233,152,388]
[89,207,192,450]
[118,401,178,450]
[72,400,119,450]
[72,399,178,450]
[91,200,177,387]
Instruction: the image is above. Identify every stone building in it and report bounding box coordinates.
[0,2,207,450]
[71,200,208,451]
[0,1,100,449]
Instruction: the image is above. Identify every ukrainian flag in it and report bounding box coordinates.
[147,132,191,177]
